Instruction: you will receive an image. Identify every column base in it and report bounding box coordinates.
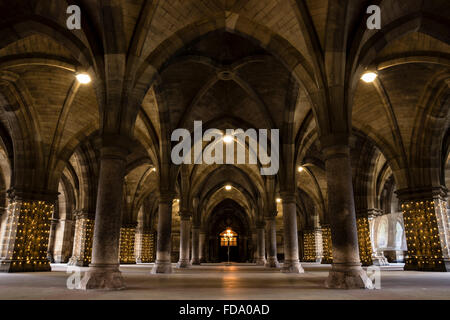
[68,257,89,267]
[152,260,172,273]
[79,264,125,290]
[176,259,191,268]
[255,258,266,266]
[372,254,389,266]
[191,258,201,265]
[325,263,371,289]
[0,260,51,273]
[282,260,304,273]
[265,257,280,268]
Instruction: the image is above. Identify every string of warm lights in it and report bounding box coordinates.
[0,200,53,272]
[302,230,317,262]
[402,200,446,271]
[69,215,94,266]
[119,226,136,264]
[321,225,333,264]
[356,217,373,266]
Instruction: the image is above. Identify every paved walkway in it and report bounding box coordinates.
[0,263,449,300]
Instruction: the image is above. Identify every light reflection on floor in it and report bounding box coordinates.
[0,262,449,300]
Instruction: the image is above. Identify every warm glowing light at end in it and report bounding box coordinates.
[223,135,233,144]
[276,198,282,203]
[361,72,377,83]
[225,185,232,191]
[76,73,92,84]
[298,166,304,172]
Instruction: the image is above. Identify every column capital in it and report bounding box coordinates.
[74,210,95,220]
[279,192,296,204]
[321,144,350,161]
[256,220,266,229]
[100,134,133,156]
[158,192,177,204]
[7,188,59,202]
[179,210,192,220]
[395,186,448,201]
[319,134,350,150]
[121,222,138,229]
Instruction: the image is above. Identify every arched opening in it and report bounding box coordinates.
[205,199,251,263]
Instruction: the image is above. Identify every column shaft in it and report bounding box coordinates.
[80,146,128,290]
[152,195,174,273]
[323,145,369,288]
[191,227,200,265]
[265,218,280,267]
[199,231,206,263]
[176,215,191,268]
[281,195,304,273]
[255,225,266,265]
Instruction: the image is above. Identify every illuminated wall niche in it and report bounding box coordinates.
[321,225,333,264]
[68,212,94,266]
[356,216,373,266]
[402,199,449,271]
[135,228,155,263]
[0,200,53,272]
[119,224,136,264]
[302,229,323,262]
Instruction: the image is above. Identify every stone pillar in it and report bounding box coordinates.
[177,212,191,268]
[255,222,266,266]
[397,187,450,272]
[46,218,58,263]
[323,145,369,288]
[368,211,389,266]
[152,194,174,273]
[53,218,75,263]
[80,145,128,290]
[68,211,94,266]
[265,217,280,267]
[199,231,206,263]
[280,193,304,273]
[119,223,137,264]
[0,190,57,272]
[356,215,373,266]
[191,225,200,265]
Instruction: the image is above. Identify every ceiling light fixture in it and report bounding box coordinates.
[361,71,377,83]
[225,185,232,191]
[223,135,233,144]
[298,166,304,172]
[276,198,282,203]
[76,72,92,84]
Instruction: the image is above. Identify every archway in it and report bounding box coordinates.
[205,199,251,263]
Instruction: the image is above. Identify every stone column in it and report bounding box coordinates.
[323,145,369,288]
[46,218,58,263]
[255,222,266,266]
[152,194,174,273]
[80,145,128,290]
[280,193,304,273]
[68,211,94,267]
[199,230,206,263]
[265,217,280,267]
[177,212,191,268]
[0,190,57,272]
[397,187,450,272]
[191,225,200,265]
[53,218,75,263]
[135,228,155,263]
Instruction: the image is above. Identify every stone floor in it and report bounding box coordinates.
[0,262,449,300]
